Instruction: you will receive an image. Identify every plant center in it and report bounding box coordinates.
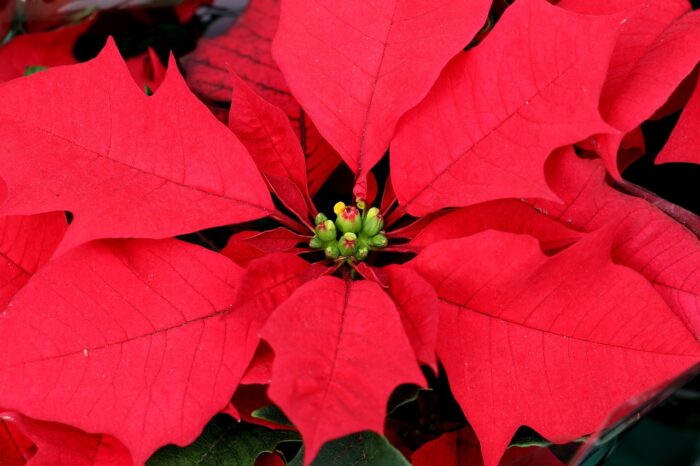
[309,201,388,263]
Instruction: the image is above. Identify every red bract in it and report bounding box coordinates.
[0,0,699,464]
[272,0,491,197]
[656,72,700,165]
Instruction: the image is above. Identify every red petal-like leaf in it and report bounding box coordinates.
[0,238,244,463]
[383,265,439,370]
[229,72,313,221]
[260,277,424,464]
[222,228,307,267]
[182,0,341,196]
[0,38,273,255]
[392,0,619,216]
[533,146,700,337]
[0,414,35,466]
[411,230,700,466]
[8,413,132,466]
[413,426,563,466]
[0,213,67,308]
[272,0,491,196]
[125,48,166,93]
[656,73,700,165]
[591,6,700,176]
[0,21,90,83]
[240,342,274,385]
[407,200,581,253]
[227,252,312,390]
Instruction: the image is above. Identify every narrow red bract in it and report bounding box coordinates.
[656,73,700,165]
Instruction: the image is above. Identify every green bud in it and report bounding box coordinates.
[338,232,358,256]
[356,198,366,210]
[324,241,340,260]
[316,220,336,242]
[335,205,362,234]
[369,233,388,249]
[314,212,328,225]
[357,234,370,251]
[355,247,369,261]
[361,207,384,237]
[309,236,324,249]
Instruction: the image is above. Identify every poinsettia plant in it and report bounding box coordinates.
[1,0,700,465]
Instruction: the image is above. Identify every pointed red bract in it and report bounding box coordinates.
[7,413,133,466]
[226,252,313,389]
[392,0,621,216]
[533,147,700,337]
[656,73,700,165]
[382,265,439,370]
[411,230,700,466]
[591,7,700,176]
[407,200,581,253]
[0,238,245,463]
[125,48,167,93]
[0,414,35,466]
[0,21,90,83]
[181,0,341,196]
[0,213,67,308]
[260,277,424,464]
[272,0,491,196]
[0,39,273,255]
[222,228,307,267]
[229,72,313,220]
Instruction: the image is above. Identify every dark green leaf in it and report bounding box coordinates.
[251,405,294,427]
[148,415,299,465]
[288,432,409,466]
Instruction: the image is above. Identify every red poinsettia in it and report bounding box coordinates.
[1,0,699,465]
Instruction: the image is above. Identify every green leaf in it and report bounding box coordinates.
[251,405,294,427]
[288,432,409,466]
[23,65,48,76]
[147,415,299,465]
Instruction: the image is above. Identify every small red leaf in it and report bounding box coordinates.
[222,228,308,267]
[0,413,35,466]
[229,72,313,220]
[227,252,312,389]
[592,6,700,176]
[125,48,166,93]
[392,0,619,216]
[407,200,582,253]
[0,21,90,83]
[260,277,424,464]
[241,342,274,385]
[272,0,491,195]
[411,230,700,466]
[0,213,67,308]
[0,38,273,255]
[0,239,245,463]
[383,265,439,370]
[9,413,132,466]
[181,0,342,196]
[656,73,700,165]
